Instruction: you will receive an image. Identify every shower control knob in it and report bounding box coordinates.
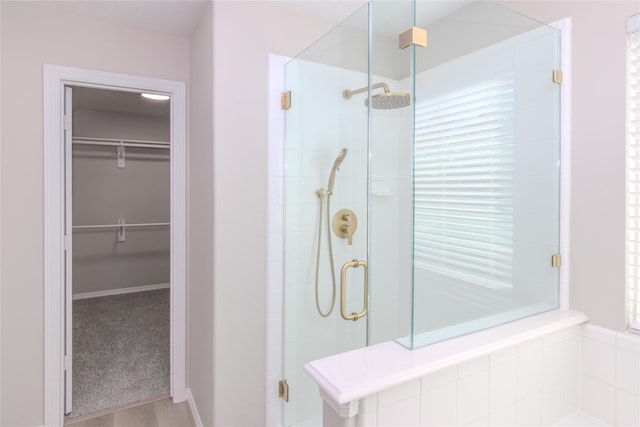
[333,209,357,246]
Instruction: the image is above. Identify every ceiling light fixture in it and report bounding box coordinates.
[141,93,170,101]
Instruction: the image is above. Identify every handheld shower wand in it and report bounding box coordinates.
[317,148,347,197]
[314,148,348,317]
[327,148,347,195]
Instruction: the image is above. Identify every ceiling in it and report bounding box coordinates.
[273,0,367,25]
[39,0,209,38]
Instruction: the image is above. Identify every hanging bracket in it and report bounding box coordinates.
[117,141,125,168]
[117,218,126,242]
[281,91,291,110]
[279,379,289,402]
[552,69,563,84]
[399,26,428,50]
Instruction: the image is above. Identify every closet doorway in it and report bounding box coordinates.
[67,86,171,420]
[44,66,187,427]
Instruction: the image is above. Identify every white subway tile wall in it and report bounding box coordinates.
[338,325,581,427]
[581,324,640,427]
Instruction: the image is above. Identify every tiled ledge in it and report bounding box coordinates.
[305,309,588,414]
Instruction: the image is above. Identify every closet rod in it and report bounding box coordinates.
[73,140,169,150]
[73,136,170,145]
[73,222,170,230]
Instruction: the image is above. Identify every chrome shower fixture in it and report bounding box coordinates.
[342,82,411,109]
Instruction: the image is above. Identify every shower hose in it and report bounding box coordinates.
[314,191,337,317]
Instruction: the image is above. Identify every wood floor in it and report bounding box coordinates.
[64,397,194,427]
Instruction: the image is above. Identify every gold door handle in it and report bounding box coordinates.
[340,259,368,321]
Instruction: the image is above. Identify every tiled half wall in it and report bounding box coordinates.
[317,324,640,427]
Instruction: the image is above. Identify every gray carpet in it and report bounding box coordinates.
[66,289,170,419]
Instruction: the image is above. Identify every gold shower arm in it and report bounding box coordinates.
[342,82,390,100]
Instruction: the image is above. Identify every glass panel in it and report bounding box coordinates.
[283,1,563,422]
[407,1,562,348]
[282,4,370,426]
[367,0,415,346]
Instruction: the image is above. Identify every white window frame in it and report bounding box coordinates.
[626,14,640,328]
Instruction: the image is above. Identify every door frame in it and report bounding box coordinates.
[43,65,187,426]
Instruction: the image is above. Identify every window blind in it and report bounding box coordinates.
[413,75,515,290]
[626,17,640,324]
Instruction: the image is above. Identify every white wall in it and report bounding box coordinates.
[0,2,189,425]
[211,2,342,425]
[188,2,215,426]
[499,0,640,331]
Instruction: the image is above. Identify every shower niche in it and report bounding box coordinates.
[282,1,561,425]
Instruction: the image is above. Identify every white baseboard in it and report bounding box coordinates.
[186,388,204,427]
[72,283,170,300]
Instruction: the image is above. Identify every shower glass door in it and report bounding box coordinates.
[282,4,370,426]
[282,0,562,424]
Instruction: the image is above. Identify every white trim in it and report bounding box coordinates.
[186,388,204,427]
[0,1,3,422]
[72,283,170,300]
[44,65,187,427]
[627,18,640,326]
[266,53,289,427]
[550,17,573,310]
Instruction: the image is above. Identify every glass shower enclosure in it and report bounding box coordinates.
[282,1,561,425]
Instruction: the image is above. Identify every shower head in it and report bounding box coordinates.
[327,148,348,194]
[365,92,411,110]
[342,82,410,110]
